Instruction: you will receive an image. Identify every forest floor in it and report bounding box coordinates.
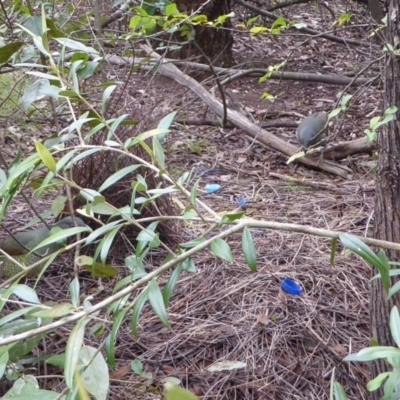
[0,0,382,399]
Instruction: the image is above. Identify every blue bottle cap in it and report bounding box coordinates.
[205,184,221,193]
[281,278,302,296]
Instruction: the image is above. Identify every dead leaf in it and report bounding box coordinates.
[257,313,270,325]
[110,364,131,379]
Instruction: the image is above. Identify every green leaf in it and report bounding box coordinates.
[51,196,68,216]
[156,111,175,142]
[89,202,116,216]
[0,375,62,399]
[30,226,89,253]
[381,367,400,396]
[79,188,101,202]
[250,26,268,35]
[11,285,40,304]
[6,152,40,184]
[85,220,123,245]
[66,113,96,135]
[0,306,40,327]
[71,149,102,165]
[82,121,105,141]
[55,37,98,54]
[390,307,400,348]
[100,227,121,264]
[372,269,400,280]
[21,80,60,109]
[332,382,348,400]
[126,128,168,149]
[85,263,118,278]
[80,346,109,400]
[90,323,105,337]
[137,222,159,242]
[163,264,182,306]
[164,384,199,400]
[7,330,46,362]
[35,142,56,173]
[131,359,144,374]
[65,318,88,389]
[33,34,51,56]
[101,85,117,113]
[70,60,83,94]
[344,346,400,362]
[0,318,42,336]
[210,238,233,262]
[0,168,7,192]
[339,233,383,267]
[30,303,75,318]
[148,279,170,329]
[181,257,196,272]
[158,111,177,130]
[370,338,379,346]
[388,280,400,300]
[108,114,130,139]
[23,16,44,35]
[0,349,9,380]
[340,94,353,108]
[339,234,390,291]
[131,288,149,336]
[27,71,60,81]
[330,238,337,266]
[69,277,80,308]
[328,108,341,119]
[367,372,391,392]
[183,208,198,220]
[58,89,80,98]
[242,228,257,272]
[221,211,245,223]
[0,42,24,64]
[287,150,306,164]
[104,140,120,147]
[153,136,165,168]
[105,306,130,369]
[147,187,177,195]
[98,165,141,192]
[46,354,66,368]
[190,179,199,204]
[179,237,206,248]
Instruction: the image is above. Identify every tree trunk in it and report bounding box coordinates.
[173,0,233,66]
[371,1,400,398]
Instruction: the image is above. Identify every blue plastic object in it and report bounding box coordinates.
[235,195,247,207]
[205,184,221,193]
[281,278,302,296]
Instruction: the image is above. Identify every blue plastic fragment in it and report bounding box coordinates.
[205,184,221,193]
[235,195,247,207]
[281,278,302,296]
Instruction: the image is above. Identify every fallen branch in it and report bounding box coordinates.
[104,54,375,87]
[324,137,375,159]
[139,45,352,179]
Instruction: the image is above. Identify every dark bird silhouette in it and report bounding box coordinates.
[0,217,86,278]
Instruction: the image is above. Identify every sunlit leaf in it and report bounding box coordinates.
[210,238,233,262]
[242,227,257,272]
[65,317,88,389]
[11,284,40,304]
[80,346,109,400]
[35,142,56,173]
[148,279,170,329]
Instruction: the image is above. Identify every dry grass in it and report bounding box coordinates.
[106,173,373,399]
